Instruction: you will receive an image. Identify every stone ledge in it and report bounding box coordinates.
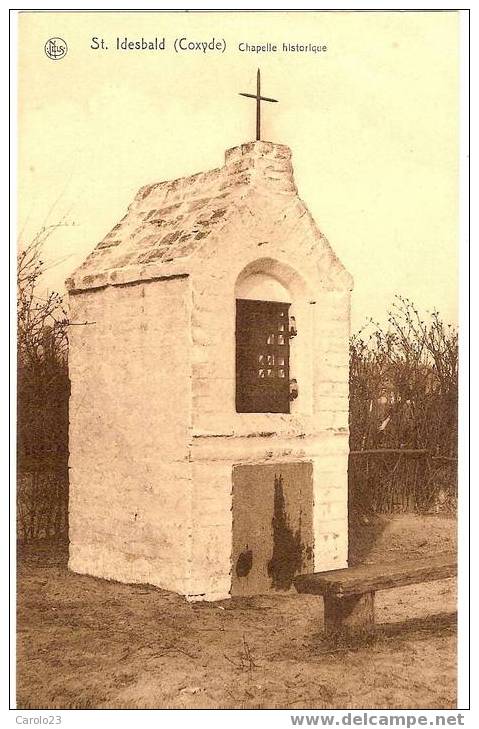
[67,262,190,294]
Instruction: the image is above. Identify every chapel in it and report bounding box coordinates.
[66,81,353,600]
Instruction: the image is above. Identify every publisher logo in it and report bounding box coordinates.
[44,37,68,60]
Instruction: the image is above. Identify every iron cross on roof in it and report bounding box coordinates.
[239,69,278,141]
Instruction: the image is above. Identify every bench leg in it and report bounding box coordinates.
[323,592,375,638]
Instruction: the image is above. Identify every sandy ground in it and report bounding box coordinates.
[16,514,457,710]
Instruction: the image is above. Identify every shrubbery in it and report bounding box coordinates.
[349,296,458,513]
[17,230,69,540]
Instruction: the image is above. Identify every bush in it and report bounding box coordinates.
[17,228,70,540]
[349,296,458,514]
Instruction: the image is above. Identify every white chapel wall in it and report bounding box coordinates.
[68,277,194,594]
[188,239,351,590]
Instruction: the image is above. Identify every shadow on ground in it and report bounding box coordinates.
[305,611,457,657]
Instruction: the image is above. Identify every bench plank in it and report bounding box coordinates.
[294,553,457,598]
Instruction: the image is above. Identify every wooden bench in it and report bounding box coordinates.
[293,553,457,638]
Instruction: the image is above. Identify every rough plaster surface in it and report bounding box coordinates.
[67,141,353,600]
[68,279,193,595]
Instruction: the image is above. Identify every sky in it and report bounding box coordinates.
[18,10,459,332]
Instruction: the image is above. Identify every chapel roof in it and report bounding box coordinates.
[66,140,352,294]
[66,141,301,292]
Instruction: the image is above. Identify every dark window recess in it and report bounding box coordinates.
[236,298,291,413]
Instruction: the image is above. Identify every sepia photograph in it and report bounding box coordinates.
[13,7,467,716]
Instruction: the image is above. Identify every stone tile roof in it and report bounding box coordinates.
[66,142,298,292]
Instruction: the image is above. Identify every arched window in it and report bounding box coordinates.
[235,273,292,414]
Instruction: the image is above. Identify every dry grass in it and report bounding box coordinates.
[17,514,457,710]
